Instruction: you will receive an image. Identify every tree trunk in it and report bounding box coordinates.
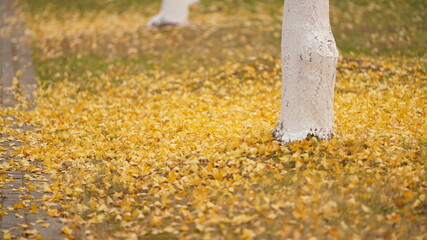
[146,0,198,28]
[273,0,339,143]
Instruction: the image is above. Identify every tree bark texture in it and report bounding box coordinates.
[146,0,198,28]
[273,0,339,143]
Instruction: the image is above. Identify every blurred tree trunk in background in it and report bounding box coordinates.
[146,0,198,27]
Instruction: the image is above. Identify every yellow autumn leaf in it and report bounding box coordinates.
[402,191,416,201]
[242,229,256,239]
[61,225,73,235]
[150,216,163,227]
[3,231,13,240]
[41,223,50,228]
[232,214,255,225]
[30,203,38,214]
[13,201,24,209]
[47,208,60,217]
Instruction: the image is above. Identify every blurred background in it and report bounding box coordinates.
[20,0,426,85]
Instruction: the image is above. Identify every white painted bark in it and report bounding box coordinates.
[146,0,199,28]
[273,0,339,143]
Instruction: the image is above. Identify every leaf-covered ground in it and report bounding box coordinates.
[1,0,426,239]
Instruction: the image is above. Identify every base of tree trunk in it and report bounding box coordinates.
[147,21,180,28]
[272,125,334,144]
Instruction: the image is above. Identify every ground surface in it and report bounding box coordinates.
[1,0,62,239]
[0,0,426,239]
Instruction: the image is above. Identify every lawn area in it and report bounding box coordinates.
[1,0,426,239]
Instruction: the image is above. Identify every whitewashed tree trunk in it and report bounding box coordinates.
[273,0,339,143]
[146,0,199,28]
